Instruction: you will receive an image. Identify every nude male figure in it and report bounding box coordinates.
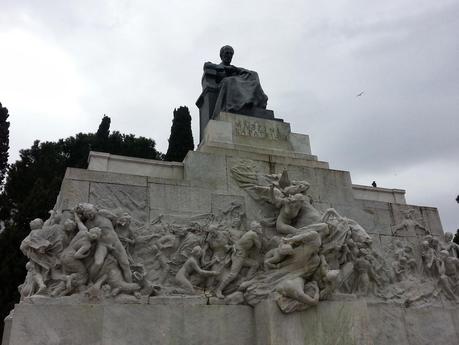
[60,226,102,292]
[175,246,218,294]
[264,240,294,270]
[271,184,305,235]
[443,232,459,258]
[436,250,459,301]
[216,221,262,298]
[74,203,132,283]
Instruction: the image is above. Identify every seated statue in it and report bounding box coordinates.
[205,45,268,118]
[196,45,272,140]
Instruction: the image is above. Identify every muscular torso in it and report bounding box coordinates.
[209,232,229,257]
[65,232,89,254]
[445,257,459,276]
[85,215,117,243]
[235,231,258,255]
[281,201,303,220]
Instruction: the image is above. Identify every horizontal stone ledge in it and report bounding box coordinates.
[64,167,148,187]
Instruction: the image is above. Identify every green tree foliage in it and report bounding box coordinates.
[0,115,162,338]
[454,229,459,245]
[0,102,10,186]
[96,114,111,140]
[165,106,194,162]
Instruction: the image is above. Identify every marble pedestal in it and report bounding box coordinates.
[6,298,459,345]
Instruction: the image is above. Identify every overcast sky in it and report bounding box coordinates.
[0,0,458,232]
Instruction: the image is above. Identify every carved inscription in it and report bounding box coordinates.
[234,119,287,141]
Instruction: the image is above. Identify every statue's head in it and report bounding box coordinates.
[29,218,44,231]
[75,203,97,220]
[444,232,453,242]
[439,250,449,260]
[424,234,433,244]
[191,246,202,257]
[117,213,131,227]
[249,220,262,234]
[230,207,244,229]
[63,219,76,232]
[220,45,234,66]
[88,227,102,240]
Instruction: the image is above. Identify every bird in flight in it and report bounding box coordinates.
[356,91,364,97]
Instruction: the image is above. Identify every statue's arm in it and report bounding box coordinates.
[74,243,91,259]
[253,235,262,250]
[270,184,283,208]
[74,212,88,232]
[414,221,427,231]
[392,222,405,233]
[203,62,223,75]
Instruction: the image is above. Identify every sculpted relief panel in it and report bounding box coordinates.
[89,183,148,228]
[16,165,459,314]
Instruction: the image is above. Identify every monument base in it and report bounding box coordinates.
[5,298,459,345]
[4,299,255,345]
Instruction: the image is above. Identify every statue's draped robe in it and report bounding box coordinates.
[213,68,268,118]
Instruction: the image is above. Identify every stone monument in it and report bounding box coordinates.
[196,45,275,141]
[3,48,459,345]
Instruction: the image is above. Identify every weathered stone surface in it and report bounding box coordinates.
[404,307,458,345]
[8,304,103,345]
[199,142,327,168]
[56,179,90,210]
[148,296,207,305]
[211,193,246,216]
[367,304,410,345]
[333,202,393,236]
[6,303,255,345]
[149,182,212,214]
[360,200,394,235]
[449,307,459,337]
[419,207,444,237]
[353,184,406,204]
[202,119,233,146]
[1,315,12,345]
[65,167,148,187]
[255,299,373,345]
[288,132,312,155]
[183,151,228,191]
[88,151,184,179]
[315,168,355,204]
[89,183,148,227]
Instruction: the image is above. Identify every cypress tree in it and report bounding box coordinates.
[94,115,111,152]
[0,102,10,187]
[165,106,194,162]
[96,115,111,140]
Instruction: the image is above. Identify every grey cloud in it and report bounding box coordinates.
[0,0,457,231]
